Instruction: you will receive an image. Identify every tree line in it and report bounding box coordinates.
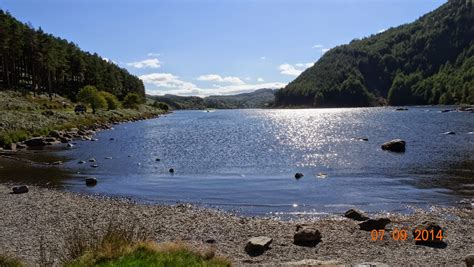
[0,10,145,101]
[275,0,473,107]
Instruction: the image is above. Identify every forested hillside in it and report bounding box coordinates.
[149,89,276,109]
[0,10,144,100]
[275,0,473,107]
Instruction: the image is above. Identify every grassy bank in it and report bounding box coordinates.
[0,91,166,147]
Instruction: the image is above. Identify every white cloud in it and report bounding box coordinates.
[322,48,330,53]
[312,44,324,49]
[147,52,160,57]
[257,77,265,82]
[245,77,252,81]
[197,74,244,85]
[127,58,161,69]
[378,28,387,33]
[141,72,285,97]
[279,62,313,76]
[260,56,266,60]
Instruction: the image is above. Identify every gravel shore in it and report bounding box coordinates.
[0,184,472,266]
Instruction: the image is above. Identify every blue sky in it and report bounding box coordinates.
[1,0,445,96]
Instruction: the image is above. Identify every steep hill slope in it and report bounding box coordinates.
[275,0,473,107]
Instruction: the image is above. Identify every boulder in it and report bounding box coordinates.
[465,254,474,267]
[442,131,455,135]
[381,139,405,153]
[245,236,272,256]
[24,137,48,147]
[85,177,97,186]
[412,221,445,246]
[344,209,369,221]
[3,143,16,151]
[12,185,29,194]
[293,225,322,246]
[358,218,391,231]
[294,172,304,179]
[48,130,62,138]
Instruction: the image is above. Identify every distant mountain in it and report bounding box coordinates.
[275,0,473,107]
[149,89,276,109]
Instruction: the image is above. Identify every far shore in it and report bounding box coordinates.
[0,184,472,266]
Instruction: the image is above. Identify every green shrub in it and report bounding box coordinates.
[99,91,121,110]
[77,86,108,113]
[0,130,28,147]
[123,93,143,109]
[153,101,170,111]
[0,255,24,267]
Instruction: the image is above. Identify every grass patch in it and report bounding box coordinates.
[0,255,24,267]
[63,219,230,267]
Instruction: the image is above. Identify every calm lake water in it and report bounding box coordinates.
[3,107,473,218]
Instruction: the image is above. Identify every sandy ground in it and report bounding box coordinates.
[0,184,472,266]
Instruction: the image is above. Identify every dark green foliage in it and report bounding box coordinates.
[123,93,143,109]
[275,0,474,107]
[0,10,145,100]
[76,85,107,113]
[153,101,170,111]
[150,89,276,109]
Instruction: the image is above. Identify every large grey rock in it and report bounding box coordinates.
[358,218,391,231]
[381,139,405,152]
[344,209,369,221]
[245,236,272,256]
[24,137,48,147]
[293,225,322,246]
[353,262,389,267]
[12,185,29,194]
[412,221,446,246]
[465,254,474,267]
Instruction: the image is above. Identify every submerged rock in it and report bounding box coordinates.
[381,139,405,152]
[85,177,97,186]
[359,218,391,231]
[395,108,408,111]
[294,173,304,179]
[78,160,86,164]
[245,236,272,256]
[89,158,96,162]
[90,164,99,168]
[169,168,175,173]
[293,225,322,246]
[344,209,369,221]
[12,185,29,194]
[442,131,455,135]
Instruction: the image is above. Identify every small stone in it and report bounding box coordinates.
[89,158,96,162]
[353,262,389,267]
[105,157,113,159]
[51,161,63,165]
[344,209,369,221]
[245,236,272,256]
[293,225,322,246]
[381,139,405,153]
[67,143,74,148]
[90,164,98,168]
[294,173,304,179]
[359,218,391,231]
[78,160,86,164]
[465,254,474,267]
[12,185,29,194]
[85,177,97,186]
[442,131,455,135]
[156,158,161,162]
[109,137,115,141]
[205,239,216,244]
[169,168,175,173]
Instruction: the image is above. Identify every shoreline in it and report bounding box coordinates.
[0,184,472,266]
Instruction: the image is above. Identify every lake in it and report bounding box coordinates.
[4,107,473,218]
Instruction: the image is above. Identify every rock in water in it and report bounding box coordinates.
[465,254,474,267]
[344,209,369,221]
[442,131,455,135]
[12,185,29,194]
[358,218,391,231]
[381,139,405,152]
[293,225,322,246]
[245,236,272,256]
[85,178,97,186]
[24,137,48,147]
[412,221,446,246]
[89,158,96,162]
[294,172,304,179]
[169,168,175,173]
